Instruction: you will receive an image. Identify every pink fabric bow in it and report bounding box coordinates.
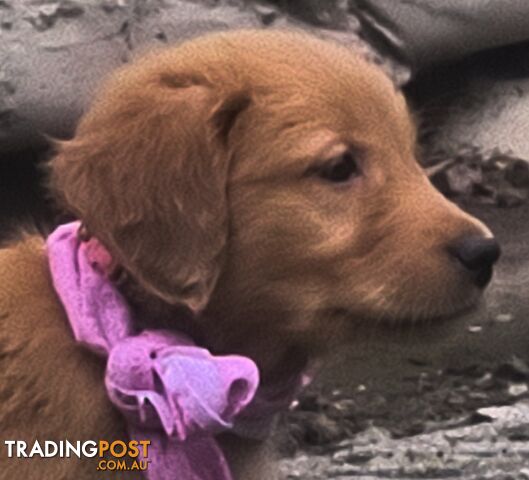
[47,222,260,480]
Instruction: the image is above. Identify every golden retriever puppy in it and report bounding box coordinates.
[0,30,499,480]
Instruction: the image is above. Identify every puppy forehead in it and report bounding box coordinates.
[179,29,408,124]
[257,69,409,141]
[230,51,413,179]
[249,36,405,120]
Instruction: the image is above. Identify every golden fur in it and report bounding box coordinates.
[0,30,493,479]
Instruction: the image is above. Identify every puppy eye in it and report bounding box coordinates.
[318,151,360,183]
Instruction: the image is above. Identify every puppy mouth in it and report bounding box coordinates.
[395,302,480,327]
[329,298,482,330]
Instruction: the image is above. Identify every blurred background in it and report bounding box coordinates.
[1,1,529,478]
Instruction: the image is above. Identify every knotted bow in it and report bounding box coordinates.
[47,222,260,480]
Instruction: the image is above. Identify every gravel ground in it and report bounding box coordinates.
[280,403,529,479]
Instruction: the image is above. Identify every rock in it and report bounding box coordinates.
[445,392,466,406]
[1,0,394,153]
[332,447,374,465]
[351,426,391,446]
[424,143,529,206]
[280,0,352,30]
[504,158,529,188]
[295,392,324,413]
[508,383,528,397]
[496,185,528,208]
[495,313,514,323]
[494,358,529,382]
[521,469,529,480]
[467,325,483,333]
[294,412,345,446]
[326,398,357,417]
[474,372,493,388]
[445,162,483,196]
[477,403,529,426]
[251,3,279,26]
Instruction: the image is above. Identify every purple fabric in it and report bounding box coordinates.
[46,222,260,480]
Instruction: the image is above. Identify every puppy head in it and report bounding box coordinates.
[52,30,499,356]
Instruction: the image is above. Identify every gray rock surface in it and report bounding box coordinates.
[0,0,378,152]
[413,45,529,206]
[5,1,529,154]
[280,403,529,479]
[351,0,529,69]
[0,0,260,151]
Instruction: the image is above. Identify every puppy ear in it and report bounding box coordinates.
[52,72,251,312]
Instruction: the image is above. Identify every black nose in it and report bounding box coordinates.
[448,236,501,288]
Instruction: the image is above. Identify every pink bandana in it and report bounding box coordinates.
[46,222,261,480]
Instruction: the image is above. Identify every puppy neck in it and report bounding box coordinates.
[112,269,311,387]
